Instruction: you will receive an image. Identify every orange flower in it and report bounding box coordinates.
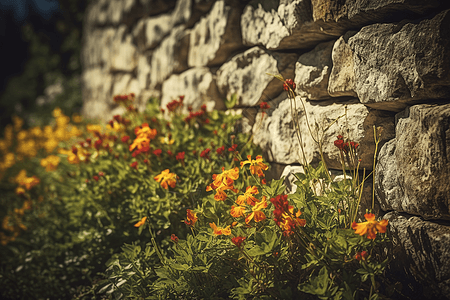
[154,169,177,189]
[129,123,157,152]
[236,186,259,206]
[240,155,268,178]
[209,222,231,236]
[352,213,388,240]
[134,216,147,227]
[185,209,198,226]
[245,197,268,224]
[230,205,246,218]
[207,167,239,190]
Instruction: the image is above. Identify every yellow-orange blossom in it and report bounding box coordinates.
[352,213,388,239]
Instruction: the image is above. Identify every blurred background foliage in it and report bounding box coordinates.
[0,0,90,133]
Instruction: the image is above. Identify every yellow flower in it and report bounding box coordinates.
[230,205,246,218]
[236,186,259,206]
[44,138,59,153]
[56,115,70,128]
[160,136,174,145]
[14,170,28,184]
[245,197,268,224]
[16,139,37,157]
[206,167,239,191]
[12,115,23,131]
[52,107,62,118]
[30,127,43,137]
[15,187,25,195]
[17,130,28,140]
[240,155,269,178]
[134,216,147,227]
[184,209,198,226]
[154,169,177,189]
[352,213,388,240]
[72,114,82,123]
[86,124,102,133]
[40,155,61,171]
[209,222,231,236]
[3,153,15,169]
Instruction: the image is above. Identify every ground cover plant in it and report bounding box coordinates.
[0,78,393,299]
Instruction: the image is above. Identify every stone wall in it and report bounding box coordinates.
[80,0,450,298]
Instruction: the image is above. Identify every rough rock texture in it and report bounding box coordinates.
[160,68,224,113]
[188,0,245,67]
[349,9,450,111]
[294,40,334,100]
[328,31,358,97]
[149,25,190,89]
[384,211,450,299]
[375,104,450,220]
[241,0,336,50]
[252,97,395,170]
[311,0,443,37]
[133,0,191,51]
[216,47,298,107]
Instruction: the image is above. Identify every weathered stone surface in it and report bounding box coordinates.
[253,96,395,170]
[348,9,450,111]
[188,0,245,67]
[160,68,225,113]
[149,25,190,89]
[136,53,152,91]
[328,31,358,97]
[241,0,336,50]
[375,104,450,220]
[139,0,191,50]
[311,0,443,37]
[81,68,113,120]
[295,40,334,100]
[216,47,297,107]
[384,211,450,299]
[82,25,137,72]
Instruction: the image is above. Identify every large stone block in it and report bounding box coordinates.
[241,0,336,50]
[160,68,225,113]
[252,96,395,170]
[311,0,443,37]
[348,9,450,111]
[149,25,190,89]
[385,211,450,299]
[131,0,191,51]
[375,103,450,220]
[295,40,334,100]
[81,68,114,120]
[327,31,358,97]
[216,47,298,107]
[188,0,245,67]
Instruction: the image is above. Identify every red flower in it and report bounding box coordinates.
[121,136,130,143]
[176,152,185,161]
[200,148,210,159]
[228,144,238,152]
[153,149,162,156]
[167,150,173,156]
[283,79,296,91]
[94,139,102,150]
[350,141,359,149]
[216,146,225,155]
[130,161,138,169]
[355,251,368,261]
[98,172,105,177]
[93,176,99,181]
[334,139,345,150]
[259,102,270,110]
[171,234,179,243]
[231,236,246,248]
